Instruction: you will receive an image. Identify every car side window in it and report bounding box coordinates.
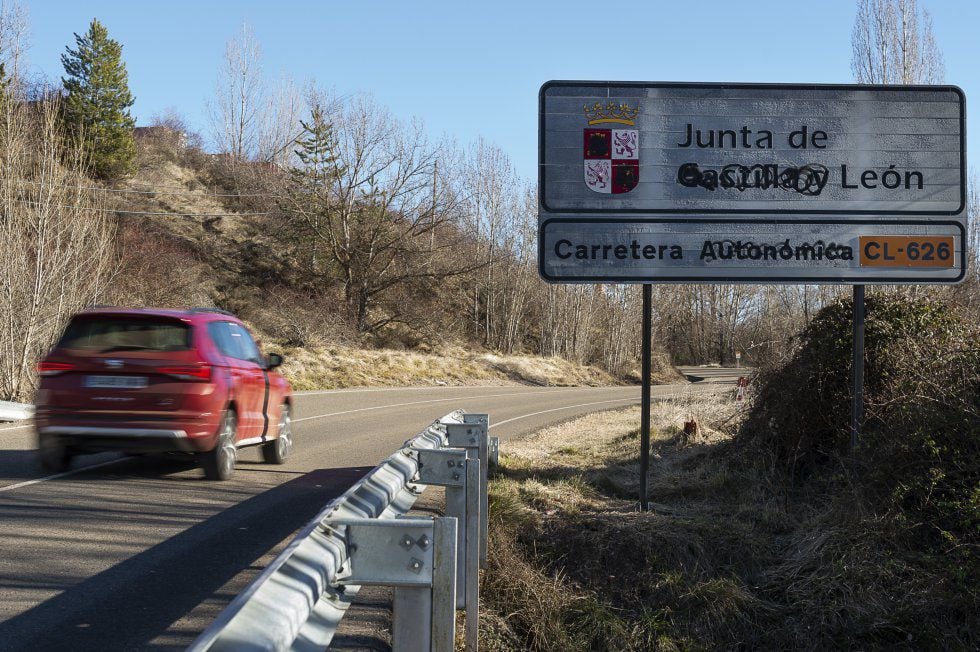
[208,321,262,363]
[207,322,239,359]
[227,323,262,363]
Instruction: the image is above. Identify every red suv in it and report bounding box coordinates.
[34,307,293,480]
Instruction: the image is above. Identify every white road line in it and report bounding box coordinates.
[490,396,641,429]
[294,384,621,397]
[0,423,31,433]
[295,384,505,396]
[292,389,615,423]
[486,386,717,430]
[0,457,126,493]
[0,387,641,493]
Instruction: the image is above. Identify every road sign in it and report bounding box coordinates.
[539,218,964,283]
[538,81,967,284]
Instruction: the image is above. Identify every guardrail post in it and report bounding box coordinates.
[330,517,457,652]
[464,455,480,652]
[447,416,489,569]
[430,516,458,652]
[417,448,470,610]
[417,446,481,651]
[393,587,431,651]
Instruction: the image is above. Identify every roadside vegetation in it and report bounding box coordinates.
[277,346,627,390]
[1,0,979,403]
[482,294,979,651]
[0,7,663,401]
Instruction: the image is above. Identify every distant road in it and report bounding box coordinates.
[0,371,739,651]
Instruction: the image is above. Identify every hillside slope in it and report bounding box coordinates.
[103,146,661,389]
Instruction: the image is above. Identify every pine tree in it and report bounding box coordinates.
[288,106,344,274]
[61,18,136,181]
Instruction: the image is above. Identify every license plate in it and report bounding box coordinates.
[84,375,148,389]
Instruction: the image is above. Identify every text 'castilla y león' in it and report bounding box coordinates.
[674,123,925,195]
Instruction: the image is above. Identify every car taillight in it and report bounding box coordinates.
[38,361,75,376]
[158,365,212,381]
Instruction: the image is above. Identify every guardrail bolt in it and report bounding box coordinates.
[401,536,414,549]
[452,472,460,481]
[418,534,430,549]
[447,460,455,468]
[409,558,424,574]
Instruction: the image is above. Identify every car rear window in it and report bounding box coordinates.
[58,317,193,352]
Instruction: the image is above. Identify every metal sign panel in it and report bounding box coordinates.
[540,82,965,215]
[538,81,968,284]
[539,218,965,283]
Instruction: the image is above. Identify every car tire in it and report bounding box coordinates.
[262,403,292,464]
[201,410,237,481]
[38,435,71,473]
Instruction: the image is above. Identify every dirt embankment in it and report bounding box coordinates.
[276,346,628,390]
[481,382,977,650]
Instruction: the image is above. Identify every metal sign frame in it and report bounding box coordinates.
[538,217,967,284]
[537,79,969,512]
[539,80,967,216]
[538,80,968,285]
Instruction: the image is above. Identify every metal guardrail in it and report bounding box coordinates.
[189,410,496,652]
[189,388,732,651]
[0,400,32,422]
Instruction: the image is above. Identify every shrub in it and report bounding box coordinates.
[739,294,979,632]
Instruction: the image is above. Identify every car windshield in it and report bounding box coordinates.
[58,317,192,352]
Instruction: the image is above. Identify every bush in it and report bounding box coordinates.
[738,294,979,645]
[742,295,977,473]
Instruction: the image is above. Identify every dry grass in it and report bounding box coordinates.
[481,399,777,651]
[273,345,625,390]
[482,390,977,650]
[478,353,621,387]
[112,154,635,392]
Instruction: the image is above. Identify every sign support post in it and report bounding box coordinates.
[538,80,967,507]
[850,285,866,455]
[640,284,652,511]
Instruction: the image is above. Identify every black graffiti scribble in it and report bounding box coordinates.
[677,163,830,196]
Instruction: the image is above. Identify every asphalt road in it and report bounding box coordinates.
[0,372,739,651]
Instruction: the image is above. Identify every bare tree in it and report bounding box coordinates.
[0,0,27,81]
[283,93,479,334]
[0,95,115,401]
[852,0,944,84]
[969,175,979,281]
[207,24,304,169]
[208,22,264,161]
[465,139,521,345]
[489,184,537,353]
[257,75,302,166]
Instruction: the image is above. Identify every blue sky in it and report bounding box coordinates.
[21,0,979,182]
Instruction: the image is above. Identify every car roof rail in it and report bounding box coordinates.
[189,306,236,317]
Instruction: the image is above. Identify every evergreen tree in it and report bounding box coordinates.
[291,106,342,196]
[287,106,344,274]
[61,18,136,181]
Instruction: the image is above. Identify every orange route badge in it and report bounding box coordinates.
[859,236,955,268]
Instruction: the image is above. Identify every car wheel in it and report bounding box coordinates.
[262,404,292,464]
[201,410,237,480]
[38,435,71,473]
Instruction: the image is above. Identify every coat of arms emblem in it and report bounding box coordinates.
[583,101,640,194]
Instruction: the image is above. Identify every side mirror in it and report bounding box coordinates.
[266,353,284,369]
